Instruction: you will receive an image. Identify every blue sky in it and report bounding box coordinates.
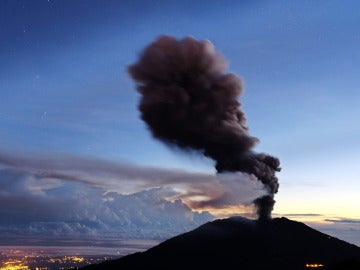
[1,0,359,246]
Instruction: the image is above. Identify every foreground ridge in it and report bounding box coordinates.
[81,217,360,270]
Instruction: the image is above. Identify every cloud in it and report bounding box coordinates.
[0,168,214,244]
[182,172,268,209]
[0,150,269,212]
[272,214,360,246]
[277,213,323,217]
[324,218,360,224]
[300,216,360,247]
[0,150,271,244]
[28,222,98,237]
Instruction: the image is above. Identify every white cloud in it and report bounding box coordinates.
[0,168,213,244]
[0,151,269,212]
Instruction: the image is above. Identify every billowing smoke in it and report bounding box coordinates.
[128,35,281,220]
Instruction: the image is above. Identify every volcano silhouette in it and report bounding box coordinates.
[81,217,360,270]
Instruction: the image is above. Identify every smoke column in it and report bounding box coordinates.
[128,35,280,220]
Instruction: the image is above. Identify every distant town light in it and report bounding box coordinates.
[305,263,324,268]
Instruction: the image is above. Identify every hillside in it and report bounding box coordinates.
[81,216,360,270]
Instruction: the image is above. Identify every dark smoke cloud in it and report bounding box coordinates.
[128,35,281,220]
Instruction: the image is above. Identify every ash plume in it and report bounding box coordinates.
[128,35,281,220]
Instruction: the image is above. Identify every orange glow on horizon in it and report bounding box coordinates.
[192,204,256,219]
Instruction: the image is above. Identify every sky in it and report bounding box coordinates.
[0,0,359,246]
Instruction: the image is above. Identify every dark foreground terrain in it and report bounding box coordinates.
[81,216,360,270]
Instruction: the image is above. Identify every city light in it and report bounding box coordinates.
[305,263,324,268]
[0,258,29,270]
[0,254,118,270]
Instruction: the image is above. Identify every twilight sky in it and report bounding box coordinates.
[1,0,359,246]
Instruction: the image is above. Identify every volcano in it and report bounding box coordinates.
[81,217,360,270]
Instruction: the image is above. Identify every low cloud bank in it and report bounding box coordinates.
[0,168,213,243]
[0,151,268,212]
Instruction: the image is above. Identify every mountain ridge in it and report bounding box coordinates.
[81,216,360,270]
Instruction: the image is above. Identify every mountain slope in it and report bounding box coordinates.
[81,216,360,270]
